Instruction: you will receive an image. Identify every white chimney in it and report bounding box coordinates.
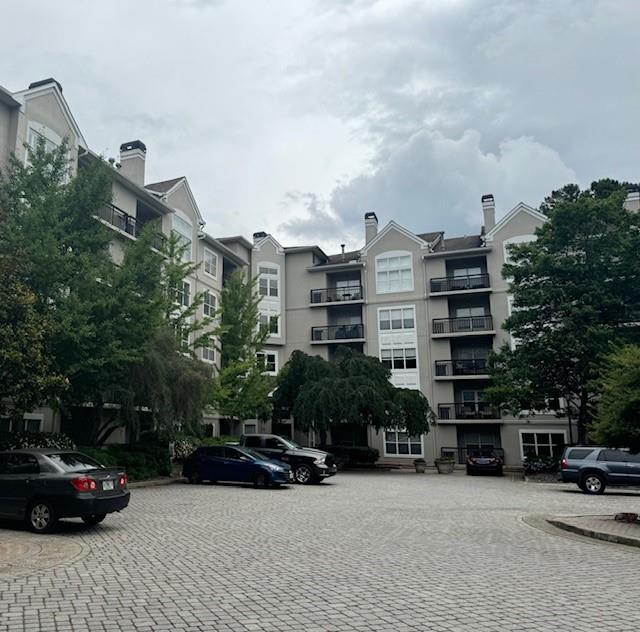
[364,211,378,243]
[118,140,147,186]
[482,194,495,232]
[623,189,640,213]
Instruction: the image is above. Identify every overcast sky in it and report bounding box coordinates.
[1,0,638,252]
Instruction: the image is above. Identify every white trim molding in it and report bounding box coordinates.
[361,220,430,254]
[484,202,546,242]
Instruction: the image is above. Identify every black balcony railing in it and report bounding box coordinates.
[432,315,493,335]
[310,285,363,304]
[435,359,489,377]
[440,446,504,464]
[438,402,500,420]
[311,323,364,341]
[430,274,490,293]
[97,204,138,237]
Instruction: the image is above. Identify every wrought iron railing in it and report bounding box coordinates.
[437,402,500,420]
[311,323,364,341]
[432,315,493,335]
[310,285,363,304]
[97,204,138,236]
[434,359,489,376]
[430,274,490,293]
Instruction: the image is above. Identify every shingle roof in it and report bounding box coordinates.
[416,231,443,243]
[441,235,484,251]
[325,249,362,264]
[145,177,185,194]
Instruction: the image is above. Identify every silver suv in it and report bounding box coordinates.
[561,447,640,494]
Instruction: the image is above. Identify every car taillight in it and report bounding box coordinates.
[119,474,128,488]
[71,477,97,491]
[561,458,569,470]
[469,457,477,464]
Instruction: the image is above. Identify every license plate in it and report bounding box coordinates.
[102,480,115,491]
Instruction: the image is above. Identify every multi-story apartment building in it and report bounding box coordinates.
[0,78,247,440]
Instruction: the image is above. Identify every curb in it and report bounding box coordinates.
[547,517,640,550]
[128,477,187,489]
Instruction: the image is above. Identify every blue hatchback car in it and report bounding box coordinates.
[183,445,292,488]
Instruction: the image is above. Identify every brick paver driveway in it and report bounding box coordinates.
[1,472,640,631]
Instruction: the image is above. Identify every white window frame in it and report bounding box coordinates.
[25,121,62,164]
[258,263,280,298]
[203,248,218,279]
[243,421,258,435]
[503,235,536,265]
[375,251,414,294]
[0,414,43,433]
[257,351,278,375]
[176,280,191,308]
[259,311,280,337]
[203,290,217,317]
[380,347,417,371]
[518,429,567,460]
[378,306,416,332]
[383,429,424,458]
[172,212,193,262]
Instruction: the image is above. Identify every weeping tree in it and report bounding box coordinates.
[273,349,435,444]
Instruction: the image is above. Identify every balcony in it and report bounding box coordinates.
[430,274,490,294]
[96,204,166,251]
[310,285,363,305]
[437,402,500,421]
[434,359,489,378]
[311,323,364,343]
[432,315,494,337]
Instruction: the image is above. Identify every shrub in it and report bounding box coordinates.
[200,435,240,446]
[78,443,171,481]
[0,431,76,451]
[523,454,559,474]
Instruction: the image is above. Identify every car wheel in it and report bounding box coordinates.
[582,473,606,495]
[188,471,201,485]
[254,471,269,488]
[26,500,57,534]
[82,514,107,526]
[294,464,314,485]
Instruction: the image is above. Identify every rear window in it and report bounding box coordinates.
[243,436,261,448]
[567,449,594,460]
[46,452,103,472]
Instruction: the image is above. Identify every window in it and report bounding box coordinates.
[381,348,417,370]
[520,431,566,459]
[202,346,215,363]
[46,453,102,473]
[376,252,413,293]
[25,123,62,167]
[172,215,193,262]
[0,418,10,433]
[257,352,277,374]
[567,449,594,460]
[598,450,628,463]
[265,437,287,450]
[384,430,422,456]
[258,265,279,297]
[503,235,536,265]
[244,436,261,447]
[453,266,482,277]
[379,307,415,331]
[259,313,279,335]
[204,249,218,278]
[0,416,41,433]
[180,327,190,352]
[203,291,216,317]
[455,306,486,318]
[244,422,258,435]
[176,281,191,307]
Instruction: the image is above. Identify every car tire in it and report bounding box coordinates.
[26,499,57,534]
[254,471,269,488]
[466,466,474,476]
[188,471,201,485]
[294,464,315,485]
[496,466,503,477]
[581,472,606,495]
[82,514,107,526]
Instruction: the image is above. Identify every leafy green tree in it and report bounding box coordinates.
[592,346,640,453]
[210,269,273,425]
[274,349,434,443]
[540,178,639,214]
[486,186,640,443]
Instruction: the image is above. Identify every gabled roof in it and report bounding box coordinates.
[199,232,248,267]
[283,245,328,261]
[484,202,546,241]
[360,220,432,254]
[13,79,88,149]
[0,85,20,108]
[442,235,484,251]
[326,249,361,264]
[218,235,254,251]
[145,177,185,194]
[253,234,285,255]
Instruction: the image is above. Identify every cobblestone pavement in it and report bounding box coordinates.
[1,472,640,632]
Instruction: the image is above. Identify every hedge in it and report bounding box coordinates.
[79,444,171,481]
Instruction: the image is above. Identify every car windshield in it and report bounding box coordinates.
[278,437,299,449]
[46,452,103,472]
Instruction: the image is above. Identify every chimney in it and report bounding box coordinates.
[481,194,495,232]
[253,231,267,243]
[364,211,378,244]
[118,140,147,186]
[623,189,640,213]
[340,244,346,260]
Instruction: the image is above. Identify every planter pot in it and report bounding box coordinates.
[435,459,454,474]
[414,463,426,473]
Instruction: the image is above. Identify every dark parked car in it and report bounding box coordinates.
[0,449,130,533]
[182,445,292,487]
[561,446,640,494]
[239,434,337,484]
[466,448,504,476]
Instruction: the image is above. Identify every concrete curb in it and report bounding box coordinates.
[547,516,640,549]
[128,477,187,489]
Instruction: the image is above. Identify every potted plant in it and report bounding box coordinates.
[413,458,427,473]
[435,457,455,474]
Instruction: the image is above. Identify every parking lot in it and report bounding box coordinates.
[1,472,639,632]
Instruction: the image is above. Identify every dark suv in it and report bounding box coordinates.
[239,434,337,484]
[561,446,640,494]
